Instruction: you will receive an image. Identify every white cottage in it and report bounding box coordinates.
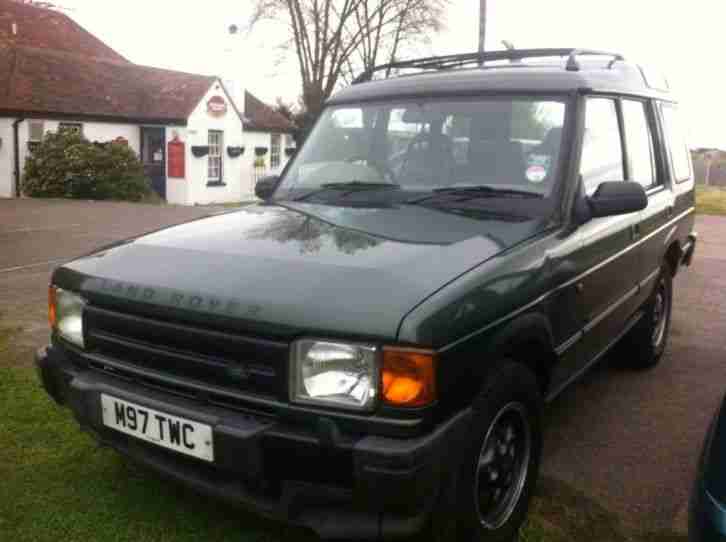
[0,0,295,204]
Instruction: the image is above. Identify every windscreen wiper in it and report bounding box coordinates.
[407,185,543,204]
[292,181,400,202]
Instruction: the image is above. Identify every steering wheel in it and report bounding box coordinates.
[400,132,455,183]
[405,131,454,155]
[344,155,396,183]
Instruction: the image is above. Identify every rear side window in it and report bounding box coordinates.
[661,103,692,183]
[621,100,657,189]
[579,98,625,195]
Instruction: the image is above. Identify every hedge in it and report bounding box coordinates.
[23,127,152,201]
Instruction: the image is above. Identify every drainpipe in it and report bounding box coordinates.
[12,118,24,197]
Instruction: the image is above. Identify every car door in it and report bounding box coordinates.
[620,99,674,307]
[571,96,643,366]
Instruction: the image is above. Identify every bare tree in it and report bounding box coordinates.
[340,0,447,83]
[249,0,447,120]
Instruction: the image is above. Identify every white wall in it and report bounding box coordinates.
[0,92,294,203]
[79,122,141,153]
[0,118,14,198]
[240,131,296,193]
[243,131,271,196]
[183,80,295,204]
[184,81,245,205]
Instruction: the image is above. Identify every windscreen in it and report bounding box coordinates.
[275,97,567,202]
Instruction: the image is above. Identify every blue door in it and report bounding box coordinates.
[141,127,166,199]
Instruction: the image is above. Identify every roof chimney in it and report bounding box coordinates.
[11,22,17,36]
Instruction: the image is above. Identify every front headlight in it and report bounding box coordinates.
[49,286,86,348]
[290,339,379,411]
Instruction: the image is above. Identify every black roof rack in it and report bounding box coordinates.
[353,48,626,84]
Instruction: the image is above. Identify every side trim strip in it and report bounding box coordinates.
[639,267,661,290]
[555,270,655,356]
[555,331,583,356]
[437,207,693,353]
[583,285,638,334]
[546,310,644,402]
[556,207,693,293]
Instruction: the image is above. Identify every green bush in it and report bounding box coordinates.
[23,127,152,201]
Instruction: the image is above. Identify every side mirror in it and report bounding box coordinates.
[588,181,647,218]
[255,175,279,200]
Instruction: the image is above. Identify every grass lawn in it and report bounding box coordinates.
[696,186,726,216]
[0,324,686,542]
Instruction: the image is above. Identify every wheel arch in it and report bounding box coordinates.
[665,239,683,277]
[482,312,557,396]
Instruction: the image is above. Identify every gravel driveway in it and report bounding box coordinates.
[2,198,723,534]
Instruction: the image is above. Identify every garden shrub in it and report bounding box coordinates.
[23,127,152,201]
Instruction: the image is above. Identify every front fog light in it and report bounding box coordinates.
[49,286,86,348]
[290,340,378,411]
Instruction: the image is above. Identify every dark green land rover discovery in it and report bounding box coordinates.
[37,49,697,541]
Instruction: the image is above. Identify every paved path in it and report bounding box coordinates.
[2,199,724,533]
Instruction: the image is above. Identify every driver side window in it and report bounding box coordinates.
[580,98,625,196]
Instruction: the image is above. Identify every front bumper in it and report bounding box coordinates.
[36,345,471,540]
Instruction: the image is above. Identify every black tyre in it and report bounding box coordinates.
[431,361,543,542]
[617,264,673,369]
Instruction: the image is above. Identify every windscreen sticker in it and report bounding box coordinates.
[526,165,547,183]
[526,154,552,183]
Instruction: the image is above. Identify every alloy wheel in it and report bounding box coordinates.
[474,402,532,530]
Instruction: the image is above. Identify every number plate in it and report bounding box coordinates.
[100,394,214,462]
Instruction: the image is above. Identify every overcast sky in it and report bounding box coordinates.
[63,0,724,148]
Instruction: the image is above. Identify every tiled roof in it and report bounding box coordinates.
[244,91,295,133]
[0,0,128,62]
[0,0,295,131]
[0,45,216,122]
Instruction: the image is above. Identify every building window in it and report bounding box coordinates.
[28,121,44,142]
[59,122,83,135]
[270,134,281,169]
[208,130,224,182]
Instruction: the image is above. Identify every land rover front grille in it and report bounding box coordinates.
[83,305,289,402]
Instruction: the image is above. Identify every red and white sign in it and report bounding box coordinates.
[207,96,228,117]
